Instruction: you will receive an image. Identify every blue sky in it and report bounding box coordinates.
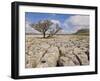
[25,12,89,34]
[25,12,74,24]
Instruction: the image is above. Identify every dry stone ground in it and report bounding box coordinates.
[25,35,89,68]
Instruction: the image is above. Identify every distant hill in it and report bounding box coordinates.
[74,29,89,35]
[26,29,89,35]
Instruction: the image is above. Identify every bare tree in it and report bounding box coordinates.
[48,24,62,37]
[31,20,62,38]
[31,20,53,38]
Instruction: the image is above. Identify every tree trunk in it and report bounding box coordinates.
[43,32,45,38]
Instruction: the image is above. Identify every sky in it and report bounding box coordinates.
[25,12,89,34]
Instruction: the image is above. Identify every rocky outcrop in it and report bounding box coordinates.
[36,46,60,67]
[25,35,89,68]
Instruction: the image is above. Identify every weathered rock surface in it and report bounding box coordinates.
[59,56,76,66]
[25,35,89,68]
[36,46,60,67]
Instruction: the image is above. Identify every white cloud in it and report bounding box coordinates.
[25,21,40,34]
[68,15,89,26]
[51,19,61,26]
[63,15,89,33]
[49,19,61,32]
